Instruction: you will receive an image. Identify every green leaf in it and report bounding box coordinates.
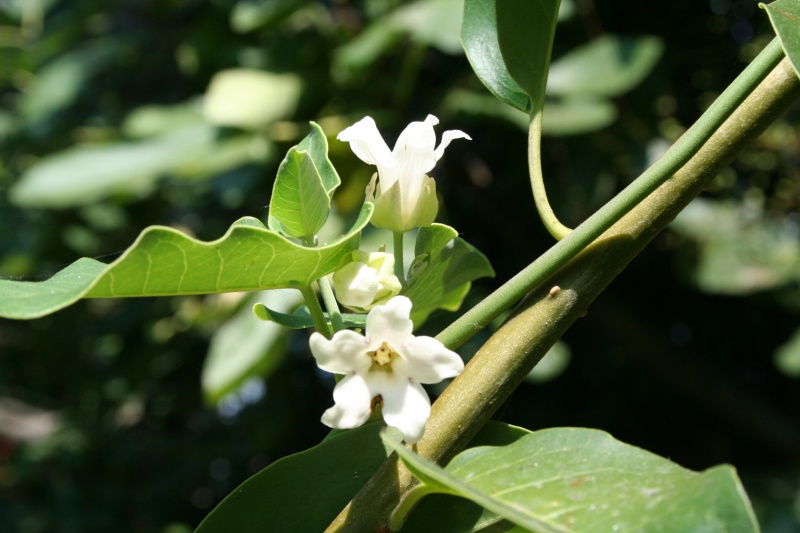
[229,0,305,33]
[253,303,367,330]
[267,148,330,241]
[761,0,800,79]
[774,327,800,377]
[496,0,562,101]
[196,421,527,533]
[296,122,341,195]
[19,38,121,125]
[9,124,217,208]
[403,424,533,533]
[670,199,800,294]
[546,35,663,98]
[0,204,372,320]
[461,0,530,112]
[542,97,617,135]
[196,421,395,533]
[202,69,302,130]
[202,290,302,404]
[333,0,464,82]
[404,224,494,325]
[386,428,759,532]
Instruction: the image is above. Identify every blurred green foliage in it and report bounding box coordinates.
[0,0,799,531]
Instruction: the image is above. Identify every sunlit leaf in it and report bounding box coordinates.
[546,35,663,98]
[203,69,302,130]
[761,0,800,78]
[202,290,302,404]
[9,124,216,208]
[542,97,617,135]
[670,199,800,294]
[387,428,759,532]
[332,0,464,82]
[461,0,530,112]
[267,149,330,242]
[296,122,341,195]
[392,0,465,55]
[0,205,372,319]
[404,224,494,325]
[122,100,206,138]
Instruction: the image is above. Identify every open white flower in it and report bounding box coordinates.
[337,115,470,233]
[332,251,402,312]
[309,295,464,443]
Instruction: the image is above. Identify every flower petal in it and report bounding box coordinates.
[365,296,413,349]
[337,116,393,172]
[390,116,438,193]
[309,330,372,375]
[434,129,471,161]
[321,373,373,429]
[381,379,431,443]
[397,336,464,384]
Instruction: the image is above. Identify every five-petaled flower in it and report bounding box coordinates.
[337,115,470,233]
[309,296,464,443]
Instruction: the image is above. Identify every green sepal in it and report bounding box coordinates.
[367,174,439,233]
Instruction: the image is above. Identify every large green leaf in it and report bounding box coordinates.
[546,35,663,98]
[195,421,529,533]
[404,224,494,325]
[461,0,530,112]
[386,428,759,532]
[0,205,372,320]
[267,148,330,242]
[496,0,561,101]
[762,0,800,79]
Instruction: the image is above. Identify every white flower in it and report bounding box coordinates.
[309,295,464,443]
[337,115,470,233]
[332,251,402,312]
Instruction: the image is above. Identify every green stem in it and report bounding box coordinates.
[393,231,407,287]
[318,276,345,333]
[436,37,785,352]
[529,103,572,240]
[325,54,800,533]
[299,285,332,339]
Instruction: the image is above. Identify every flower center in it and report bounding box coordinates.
[368,341,398,371]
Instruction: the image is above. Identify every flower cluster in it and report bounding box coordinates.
[309,296,463,443]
